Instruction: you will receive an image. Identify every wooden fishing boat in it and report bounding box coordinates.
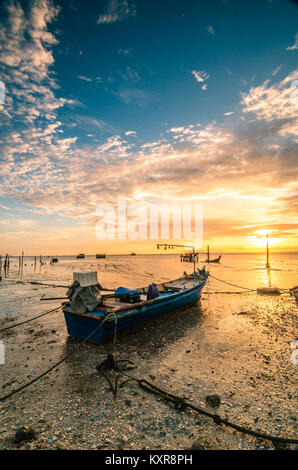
[62,270,208,345]
[205,246,221,263]
[76,253,85,259]
[180,252,199,262]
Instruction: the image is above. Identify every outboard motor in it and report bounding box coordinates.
[66,271,102,314]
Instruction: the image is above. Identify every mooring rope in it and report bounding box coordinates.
[135,378,298,445]
[97,356,298,446]
[0,320,105,402]
[0,306,62,333]
[208,274,256,291]
[208,274,292,294]
[2,279,69,288]
[0,310,121,402]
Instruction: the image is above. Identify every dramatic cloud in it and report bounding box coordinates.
[0,1,297,249]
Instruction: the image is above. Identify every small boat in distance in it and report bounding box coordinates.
[76,254,85,259]
[62,269,208,345]
[180,252,199,262]
[130,252,136,256]
[50,257,59,264]
[205,245,221,263]
[96,254,106,258]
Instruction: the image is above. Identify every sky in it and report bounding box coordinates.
[0,0,297,255]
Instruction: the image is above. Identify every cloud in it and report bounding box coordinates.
[0,5,297,248]
[120,66,140,82]
[118,48,131,55]
[191,70,210,83]
[65,98,86,109]
[114,88,156,106]
[201,84,208,91]
[96,0,136,25]
[241,70,298,123]
[206,25,215,35]
[77,75,102,83]
[0,0,65,125]
[224,111,235,116]
[286,33,298,50]
[272,64,283,76]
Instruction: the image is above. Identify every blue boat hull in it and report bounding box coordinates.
[63,277,207,345]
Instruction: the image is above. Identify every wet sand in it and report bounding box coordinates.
[0,268,297,450]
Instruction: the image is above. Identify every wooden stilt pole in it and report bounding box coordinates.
[266,234,270,269]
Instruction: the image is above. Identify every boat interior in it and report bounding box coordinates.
[101,272,207,309]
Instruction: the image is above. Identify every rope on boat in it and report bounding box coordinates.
[97,355,298,446]
[0,306,62,333]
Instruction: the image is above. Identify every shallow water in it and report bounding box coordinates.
[1,251,298,291]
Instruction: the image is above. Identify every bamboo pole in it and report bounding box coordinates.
[266,234,270,269]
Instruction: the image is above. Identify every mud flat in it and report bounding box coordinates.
[0,280,297,450]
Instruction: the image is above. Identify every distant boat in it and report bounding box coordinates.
[62,269,208,345]
[130,252,136,256]
[96,254,106,258]
[76,254,85,259]
[180,252,199,262]
[205,246,221,263]
[50,257,59,264]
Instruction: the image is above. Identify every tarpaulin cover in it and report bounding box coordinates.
[66,281,101,314]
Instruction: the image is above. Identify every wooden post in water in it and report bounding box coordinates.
[4,254,7,276]
[265,233,270,269]
[21,251,24,276]
[34,256,36,272]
